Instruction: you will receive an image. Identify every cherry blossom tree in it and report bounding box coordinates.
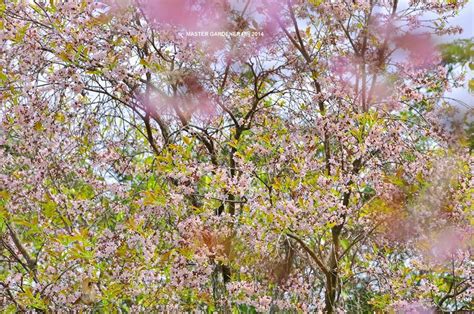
[0,0,472,312]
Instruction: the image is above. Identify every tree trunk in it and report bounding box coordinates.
[325,224,343,313]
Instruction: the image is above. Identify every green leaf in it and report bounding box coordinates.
[0,70,7,83]
[341,238,349,251]
[15,23,30,43]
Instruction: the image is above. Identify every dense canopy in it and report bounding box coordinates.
[0,0,472,312]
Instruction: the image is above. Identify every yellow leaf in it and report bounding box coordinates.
[33,121,43,131]
[0,190,10,201]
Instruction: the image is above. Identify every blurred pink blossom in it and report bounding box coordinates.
[393,33,439,66]
[138,0,230,32]
[369,15,440,67]
[394,301,435,314]
[426,226,472,263]
[331,55,354,77]
[136,73,217,122]
[134,0,290,61]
